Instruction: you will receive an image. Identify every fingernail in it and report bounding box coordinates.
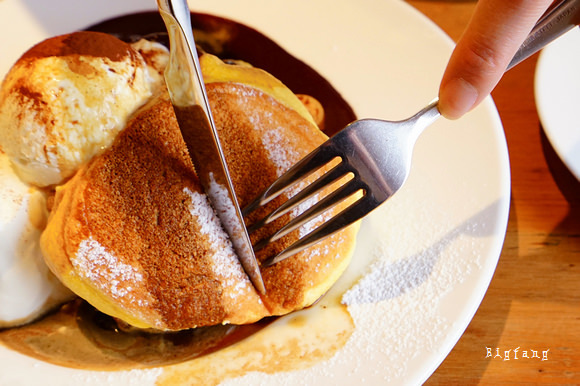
[439,78,479,120]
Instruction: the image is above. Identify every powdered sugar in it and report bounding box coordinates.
[73,237,146,306]
[332,190,496,383]
[233,84,260,100]
[206,173,255,271]
[260,125,300,177]
[182,187,251,300]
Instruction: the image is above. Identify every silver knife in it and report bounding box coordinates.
[157,0,266,294]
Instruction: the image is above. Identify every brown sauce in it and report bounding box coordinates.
[0,299,274,370]
[0,11,357,382]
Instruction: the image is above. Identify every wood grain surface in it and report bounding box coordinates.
[405,1,580,384]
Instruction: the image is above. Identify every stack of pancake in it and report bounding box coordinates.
[1,31,359,331]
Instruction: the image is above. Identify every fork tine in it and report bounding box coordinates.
[253,177,363,252]
[242,143,341,217]
[246,161,353,234]
[262,193,378,266]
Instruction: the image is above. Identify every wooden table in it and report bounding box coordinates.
[404,1,580,384]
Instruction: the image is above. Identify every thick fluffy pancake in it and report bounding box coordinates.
[207,82,355,314]
[40,56,358,331]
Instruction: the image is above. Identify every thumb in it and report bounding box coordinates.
[438,0,553,119]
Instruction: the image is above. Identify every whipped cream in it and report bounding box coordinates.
[0,153,74,328]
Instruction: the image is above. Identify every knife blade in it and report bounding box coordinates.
[157,0,266,294]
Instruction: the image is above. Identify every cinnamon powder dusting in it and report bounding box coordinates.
[13,85,47,119]
[21,31,132,62]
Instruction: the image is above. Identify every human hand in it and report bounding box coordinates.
[438,0,554,119]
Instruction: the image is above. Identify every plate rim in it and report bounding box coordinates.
[0,0,511,384]
[534,27,580,180]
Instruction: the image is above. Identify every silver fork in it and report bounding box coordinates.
[244,0,580,266]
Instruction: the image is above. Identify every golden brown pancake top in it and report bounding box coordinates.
[42,79,357,330]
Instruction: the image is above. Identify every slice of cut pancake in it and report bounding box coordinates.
[40,54,359,331]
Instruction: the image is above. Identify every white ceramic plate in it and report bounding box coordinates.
[0,0,510,384]
[535,27,580,180]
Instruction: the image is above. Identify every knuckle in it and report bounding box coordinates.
[462,38,501,75]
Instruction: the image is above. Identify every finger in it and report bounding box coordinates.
[439,0,554,119]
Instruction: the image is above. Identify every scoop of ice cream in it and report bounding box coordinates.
[0,151,74,328]
[0,32,168,187]
[131,38,169,89]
